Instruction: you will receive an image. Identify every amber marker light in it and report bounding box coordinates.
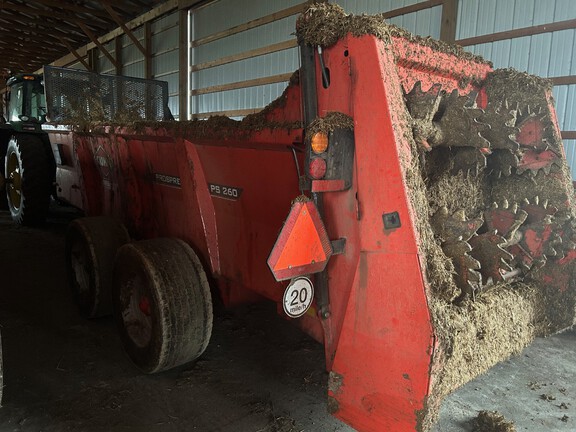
[311,132,329,154]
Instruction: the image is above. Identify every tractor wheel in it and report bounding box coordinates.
[4,135,52,225]
[112,238,213,374]
[66,217,130,319]
[0,168,7,210]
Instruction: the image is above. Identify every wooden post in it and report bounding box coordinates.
[440,0,458,43]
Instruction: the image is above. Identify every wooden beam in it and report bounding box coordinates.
[382,0,443,19]
[179,7,188,120]
[191,73,293,96]
[551,76,576,86]
[0,14,88,39]
[33,0,179,73]
[440,0,458,43]
[101,1,147,56]
[26,0,110,18]
[179,0,212,9]
[0,19,80,42]
[457,19,576,46]
[192,2,309,48]
[562,131,576,140]
[76,21,120,70]
[57,37,92,71]
[191,39,298,72]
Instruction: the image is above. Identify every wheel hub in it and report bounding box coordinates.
[122,277,153,348]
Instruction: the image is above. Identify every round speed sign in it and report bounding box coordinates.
[283,277,314,318]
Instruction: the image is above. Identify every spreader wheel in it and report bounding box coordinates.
[66,217,130,318]
[4,135,52,225]
[113,238,213,374]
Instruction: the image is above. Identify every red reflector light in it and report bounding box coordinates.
[268,198,333,281]
[309,157,327,179]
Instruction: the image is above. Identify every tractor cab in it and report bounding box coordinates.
[2,73,46,133]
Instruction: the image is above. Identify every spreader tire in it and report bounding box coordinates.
[5,135,52,225]
[113,238,213,374]
[66,217,130,318]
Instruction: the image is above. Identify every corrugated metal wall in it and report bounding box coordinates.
[189,0,442,118]
[334,0,442,38]
[90,11,180,118]
[189,0,303,118]
[96,40,116,75]
[121,28,146,79]
[456,0,576,179]
[151,11,180,118]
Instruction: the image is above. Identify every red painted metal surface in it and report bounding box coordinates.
[49,25,572,432]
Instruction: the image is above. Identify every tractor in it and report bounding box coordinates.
[0,73,55,225]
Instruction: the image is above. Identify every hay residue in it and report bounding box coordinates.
[296,3,488,65]
[305,112,354,142]
[426,169,487,219]
[473,410,516,432]
[484,69,553,108]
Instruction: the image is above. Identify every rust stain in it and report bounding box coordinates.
[327,396,340,414]
[328,371,344,394]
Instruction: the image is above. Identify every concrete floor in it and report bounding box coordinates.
[0,206,574,432]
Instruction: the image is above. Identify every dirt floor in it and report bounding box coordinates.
[0,205,574,432]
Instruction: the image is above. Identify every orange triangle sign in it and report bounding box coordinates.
[268,199,333,281]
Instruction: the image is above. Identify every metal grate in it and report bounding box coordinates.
[44,66,173,123]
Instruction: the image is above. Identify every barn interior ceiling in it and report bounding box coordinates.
[0,0,164,77]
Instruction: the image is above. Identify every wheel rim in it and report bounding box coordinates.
[70,239,91,299]
[6,151,22,210]
[121,275,152,348]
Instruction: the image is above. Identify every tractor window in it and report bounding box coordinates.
[8,83,24,122]
[29,81,46,120]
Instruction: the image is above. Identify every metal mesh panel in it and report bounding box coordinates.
[44,66,173,123]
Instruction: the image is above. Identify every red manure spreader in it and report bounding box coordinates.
[5,4,575,431]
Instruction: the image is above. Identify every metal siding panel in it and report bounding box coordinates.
[195,47,298,89]
[123,62,145,78]
[194,0,302,40]
[477,0,496,35]
[152,50,179,77]
[534,0,555,25]
[68,61,87,71]
[151,11,179,34]
[553,85,569,131]
[549,30,575,77]
[527,33,552,76]
[168,95,179,119]
[564,85,576,131]
[152,26,179,54]
[508,36,531,71]
[122,43,142,65]
[493,0,515,32]
[563,139,576,180]
[456,0,479,39]
[555,0,576,21]
[195,15,296,64]
[489,40,512,69]
[513,0,535,29]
